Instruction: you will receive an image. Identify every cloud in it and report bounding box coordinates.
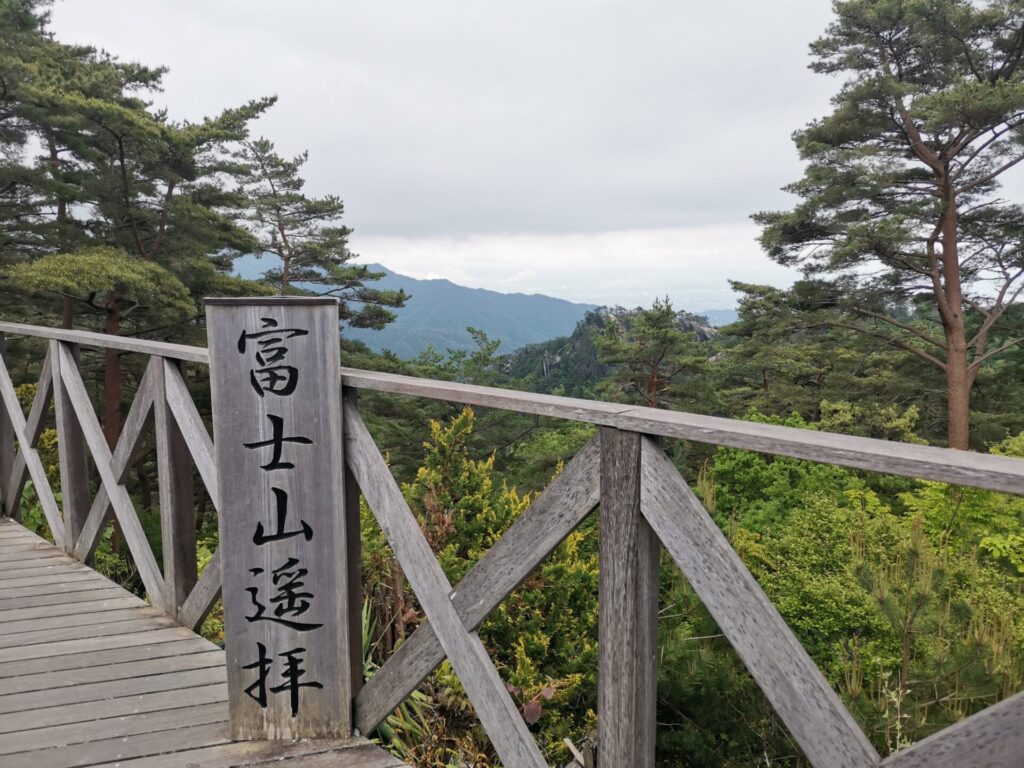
[47,0,829,305]
[49,0,837,236]
[352,224,798,308]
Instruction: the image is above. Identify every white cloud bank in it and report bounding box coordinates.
[352,223,798,309]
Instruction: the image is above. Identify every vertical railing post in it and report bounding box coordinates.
[206,297,355,740]
[598,427,659,767]
[0,333,13,517]
[155,357,198,618]
[343,388,364,711]
[51,340,89,552]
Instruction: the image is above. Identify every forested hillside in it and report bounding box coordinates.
[235,253,599,356]
[505,305,717,396]
[2,1,1024,767]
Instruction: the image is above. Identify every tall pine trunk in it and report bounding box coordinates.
[945,333,971,451]
[939,185,971,451]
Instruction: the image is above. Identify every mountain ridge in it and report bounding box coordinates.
[232,254,738,358]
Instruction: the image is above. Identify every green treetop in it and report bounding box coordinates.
[595,299,709,409]
[236,138,407,328]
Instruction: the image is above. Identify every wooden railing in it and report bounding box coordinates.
[0,312,1022,768]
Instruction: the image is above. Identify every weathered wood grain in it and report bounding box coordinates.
[0,578,122,601]
[57,342,166,608]
[0,615,179,648]
[0,585,127,610]
[0,560,88,580]
[52,341,90,553]
[0,521,43,540]
[0,626,199,663]
[0,701,226,755]
[339,367,1024,496]
[0,682,228,733]
[354,430,601,734]
[0,569,107,591]
[155,358,198,616]
[72,360,158,563]
[164,356,219,505]
[345,404,548,767]
[0,589,128,618]
[880,690,1024,768]
[84,738,405,768]
[0,635,214,677]
[0,595,145,620]
[0,549,75,565]
[0,520,399,767]
[0,349,65,543]
[0,605,166,636]
[2,352,54,521]
[598,428,658,768]
[343,401,364,705]
[0,664,226,713]
[206,298,354,739]
[0,531,68,547]
[179,546,223,631]
[0,334,14,516]
[639,437,879,768]
[0,649,224,695]
[3,721,231,768]
[0,321,209,363]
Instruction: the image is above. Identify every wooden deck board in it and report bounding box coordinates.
[0,649,226,695]
[0,519,405,768]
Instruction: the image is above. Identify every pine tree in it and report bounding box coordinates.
[236,138,406,328]
[595,299,708,409]
[756,0,1024,449]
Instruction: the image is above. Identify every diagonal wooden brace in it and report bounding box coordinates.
[56,342,166,609]
[72,358,159,563]
[640,437,880,768]
[344,402,549,768]
[354,431,601,734]
[0,348,65,547]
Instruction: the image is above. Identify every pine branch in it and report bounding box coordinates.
[851,308,948,349]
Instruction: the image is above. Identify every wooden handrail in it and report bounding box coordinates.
[1,321,1022,494]
[0,322,210,363]
[339,368,1024,494]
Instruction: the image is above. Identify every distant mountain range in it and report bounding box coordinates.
[232,254,738,358]
[343,264,601,358]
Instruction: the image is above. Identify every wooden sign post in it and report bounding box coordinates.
[206,297,355,740]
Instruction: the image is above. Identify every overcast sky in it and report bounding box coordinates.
[50,1,845,309]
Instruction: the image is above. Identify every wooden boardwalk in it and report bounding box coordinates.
[0,518,403,768]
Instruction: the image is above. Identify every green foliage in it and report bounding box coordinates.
[236,138,406,326]
[363,407,598,766]
[7,246,194,324]
[716,282,948,440]
[596,298,710,409]
[709,411,867,532]
[709,432,1024,759]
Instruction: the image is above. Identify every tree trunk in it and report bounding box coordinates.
[945,334,971,450]
[48,134,75,331]
[135,459,152,513]
[61,297,74,329]
[103,303,122,449]
[103,304,124,555]
[938,183,970,450]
